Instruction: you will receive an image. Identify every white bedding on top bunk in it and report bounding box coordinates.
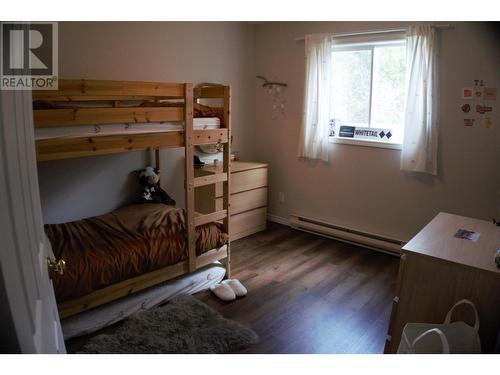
[35,117,220,140]
[61,261,226,340]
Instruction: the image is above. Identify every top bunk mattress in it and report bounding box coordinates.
[35,117,220,140]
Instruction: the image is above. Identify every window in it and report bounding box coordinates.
[329,35,407,145]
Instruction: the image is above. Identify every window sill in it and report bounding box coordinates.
[329,137,402,151]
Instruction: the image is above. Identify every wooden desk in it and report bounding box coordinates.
[384,212,500,353]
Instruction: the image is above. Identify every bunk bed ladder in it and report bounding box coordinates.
[185,84,231,277]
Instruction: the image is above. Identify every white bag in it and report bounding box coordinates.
[398,299,482,354]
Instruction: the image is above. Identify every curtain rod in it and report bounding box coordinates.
[294,24,452,42]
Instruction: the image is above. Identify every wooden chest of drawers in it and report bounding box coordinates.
[384,213,500,353]
[195,161,268,241]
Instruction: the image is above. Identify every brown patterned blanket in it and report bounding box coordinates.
[45,204,228,302]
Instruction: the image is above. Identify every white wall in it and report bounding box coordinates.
[39,22,499,240]
[38,22,256,223]
[254,22,500,240]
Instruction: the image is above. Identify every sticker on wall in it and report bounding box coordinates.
[338,126,393,140]
[461,87,473,99]
[483,115,494,129]
[483,87,497,101]
[476,104,493,114]
[461,80,497,128]
[461,103,471,113]
[329,119,339,137]
[339,126,355,137]
[474,82,483,99]
[463,118,475,127]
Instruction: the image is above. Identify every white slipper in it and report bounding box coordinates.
[222,279,247,297]
[210,283,236,301]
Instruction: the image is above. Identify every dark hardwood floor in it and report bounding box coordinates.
[196,222,399,353]
[67,222,399,354]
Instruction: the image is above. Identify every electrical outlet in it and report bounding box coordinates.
[278,192,285,203]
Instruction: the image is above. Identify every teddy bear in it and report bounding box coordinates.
[135,166,176,206]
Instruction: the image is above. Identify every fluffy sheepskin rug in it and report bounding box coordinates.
[78,294,258,354]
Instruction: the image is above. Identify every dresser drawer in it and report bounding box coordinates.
[216,187,267,215]
[231,207,267,241]
[230,167,267,194]
[215,168,268,196]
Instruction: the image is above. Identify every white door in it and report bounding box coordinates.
[0,89,65,353]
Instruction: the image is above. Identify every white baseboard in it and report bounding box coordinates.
[268,213,403,257]
[267,214,289,226]
[290,214,403,256]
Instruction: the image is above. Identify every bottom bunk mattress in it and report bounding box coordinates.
[45,203,228,303]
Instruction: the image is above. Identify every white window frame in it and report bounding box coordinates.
[329,32,407,150]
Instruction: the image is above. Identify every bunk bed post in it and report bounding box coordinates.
[223,86,231,278]
[184,83,197,273]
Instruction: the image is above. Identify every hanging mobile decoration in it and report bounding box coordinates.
[256,75,287,119]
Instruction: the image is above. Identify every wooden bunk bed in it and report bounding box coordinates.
[33,79,231,319]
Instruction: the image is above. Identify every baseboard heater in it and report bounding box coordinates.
[289,214,404,256]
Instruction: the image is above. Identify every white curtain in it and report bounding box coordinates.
[401,25,438,175]
[297,34,332,162]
